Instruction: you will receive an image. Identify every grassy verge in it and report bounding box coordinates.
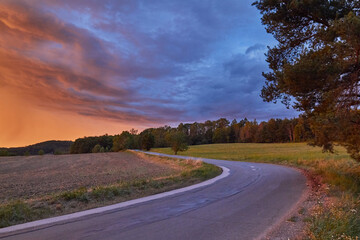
[0,152,221,228]
[152,143,360,239]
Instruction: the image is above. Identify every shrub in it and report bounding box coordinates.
[0,149,8,156]
[60,187,88,202]
[92,144,102,153]
[54,150,62,155]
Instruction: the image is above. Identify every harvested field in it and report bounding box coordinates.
[0,152,180,203]
[0,151,221,227]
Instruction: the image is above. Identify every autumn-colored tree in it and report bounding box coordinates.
[293,116,313,142]
[254,0,360,161]
[239,120,259,143]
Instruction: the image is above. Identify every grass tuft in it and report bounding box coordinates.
[60,187,88,202]
[0,201,35,228]
[181,163,221,180]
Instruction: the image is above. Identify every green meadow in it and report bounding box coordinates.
[152,143,360,239]
[153,142,349,162]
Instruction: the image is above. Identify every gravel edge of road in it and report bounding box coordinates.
[259,167,312,240]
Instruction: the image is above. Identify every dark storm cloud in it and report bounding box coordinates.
[245,43,266,54]
[0,0,298,125]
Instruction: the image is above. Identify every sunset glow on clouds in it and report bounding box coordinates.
[0,0,297,147]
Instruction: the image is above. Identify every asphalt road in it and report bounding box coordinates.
[0,152,307,240]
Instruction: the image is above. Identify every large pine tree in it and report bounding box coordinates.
[254,0,360,161]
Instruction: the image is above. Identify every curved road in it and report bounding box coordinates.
[0,152,307,240]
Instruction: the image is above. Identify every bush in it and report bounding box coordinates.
[60,187,88,202]
[0,149,8,156]
[92,144,102,153]
[38,150,45,155]
[54,150,62,155]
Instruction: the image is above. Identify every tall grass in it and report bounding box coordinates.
[307,193,360,239]
[0,201,50,228]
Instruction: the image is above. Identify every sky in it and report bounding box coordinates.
[0,0,298,147]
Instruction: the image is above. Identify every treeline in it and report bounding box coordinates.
[138,117,313,147]
[0,117,314,156]
[70,117,314,154]
[70,129,156,154]
[0,141,73,156]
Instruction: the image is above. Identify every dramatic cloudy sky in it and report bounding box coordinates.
[0,0,298,147]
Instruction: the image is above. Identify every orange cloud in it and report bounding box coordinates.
[0,1,168,146]
[0,88,140,147]
[0,2,148,147]
[0,1,166,121]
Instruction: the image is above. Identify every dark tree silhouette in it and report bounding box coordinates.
[254,0,360,161]
[140,131,155,151]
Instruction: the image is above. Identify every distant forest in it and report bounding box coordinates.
[69,116,314,154]
[0,117,314,156]
[0,141,73,156]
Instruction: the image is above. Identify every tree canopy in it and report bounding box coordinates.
[166,131,188,155]
[139,130,155,151]
[253,0,360,161]
[65,117,307,155]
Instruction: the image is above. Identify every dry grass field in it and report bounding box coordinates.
[0,151,221,227]
[0,152,179,203]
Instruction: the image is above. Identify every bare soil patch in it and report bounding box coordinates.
[0,152,179,203]
[0,151,221,228]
